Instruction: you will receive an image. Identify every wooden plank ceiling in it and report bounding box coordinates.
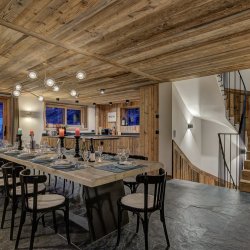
[0,0,250,104]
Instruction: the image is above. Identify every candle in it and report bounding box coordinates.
[30,130,34,136]
[59,128,65,137]
[17,128,22,135]
[75,128,80,137]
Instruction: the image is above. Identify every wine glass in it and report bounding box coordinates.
[97,145,103,162]
[83,150,90,167]
[124,148,130,162]
[117,147,124,163]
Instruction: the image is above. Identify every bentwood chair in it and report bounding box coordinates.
[1,163,46,240]
[15,169,71,250]
[123,155,148,194]
[117,168,170,250]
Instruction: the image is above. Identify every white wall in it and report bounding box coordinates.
[19,94,44,144]
[87,106,96,132]
[172,76,236,177]
[18,94,96,143]
[174,75,232,128]
[172,85,202,168]
[159,82,172,174]
[201,120,234,176]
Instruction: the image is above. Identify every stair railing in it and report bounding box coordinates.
[217,71,247,189]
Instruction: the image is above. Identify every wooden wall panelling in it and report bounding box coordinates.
[139,85,159,161]
[172,140,235,188]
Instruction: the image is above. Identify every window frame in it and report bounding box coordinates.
[44,102,88,130]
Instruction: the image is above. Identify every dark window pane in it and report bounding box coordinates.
[127,108,140,126]
[46,107,64,124]
[0,102,3,139]
[67,109,81,125]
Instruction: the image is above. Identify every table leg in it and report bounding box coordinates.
[84,180,129,241]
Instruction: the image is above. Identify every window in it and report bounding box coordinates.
[121,107,140,126]
[67,109,81,125]
[127,108,140,126]
[46,107,65,125]
[45,103,88,129]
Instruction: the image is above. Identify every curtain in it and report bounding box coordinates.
[10,97,19,144]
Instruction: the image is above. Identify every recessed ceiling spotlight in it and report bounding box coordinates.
[75,100,79,104]
[100,89,105,94]
[12,90,20,97]
[76,71,86,80]
[53,85,59,92]
[38,96,44,102]
[15,84,22,91]
[45,78,55,87]
[70,89,77,97]
[28,71,37,79]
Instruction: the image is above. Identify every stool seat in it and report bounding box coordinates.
[28,194,65,210]
[121,193,154,209]
[10,183,46,196]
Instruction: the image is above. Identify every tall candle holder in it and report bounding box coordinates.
[59,136,66,159]
[74,136,80,158]
[17,134,23,150]
[30,135,35,150]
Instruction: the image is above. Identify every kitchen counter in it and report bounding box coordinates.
[42,134,139,138]
[41,134,141,156]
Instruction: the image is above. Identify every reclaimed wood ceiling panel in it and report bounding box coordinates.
[0,0,249,104]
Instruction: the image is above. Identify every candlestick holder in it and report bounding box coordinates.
[30,135,35,150]
[17,134,23,150]
[74,136,81,158]
[59,136,66,159]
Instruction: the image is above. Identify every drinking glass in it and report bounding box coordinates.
[117,147,124,162]
[83,150,90,167]
[125,148,130,161]
[97,145,103,162]
[14,142,18,150]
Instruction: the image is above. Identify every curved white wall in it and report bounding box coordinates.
[172,76,236,177]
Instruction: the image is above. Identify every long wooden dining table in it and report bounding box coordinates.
[0,152,162,241]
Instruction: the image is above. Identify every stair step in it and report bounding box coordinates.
[239,179,250,192]
[244,160,250,170]
[242,169,250,179]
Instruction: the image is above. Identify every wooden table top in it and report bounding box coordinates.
[0,153,162,188]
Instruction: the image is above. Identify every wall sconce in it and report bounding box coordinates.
[187,124,193,129]
[20,111,40,118]
[25,111,34,118]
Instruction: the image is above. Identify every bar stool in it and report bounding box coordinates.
[1,163,46,240]
[117,168,170,250]
[15,169,71,250]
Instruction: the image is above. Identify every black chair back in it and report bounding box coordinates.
[136,168,166,211]
[2,162,24,198]
[20,169,47,211]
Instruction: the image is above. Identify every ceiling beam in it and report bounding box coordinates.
[0,19,163,82]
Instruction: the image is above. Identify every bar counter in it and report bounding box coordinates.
[41,134,141,157]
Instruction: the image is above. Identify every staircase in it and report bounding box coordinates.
[217,71,248,190]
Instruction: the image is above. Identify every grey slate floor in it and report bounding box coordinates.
[1,179,250,250]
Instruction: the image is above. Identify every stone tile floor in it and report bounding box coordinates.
[1,179,250,249]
